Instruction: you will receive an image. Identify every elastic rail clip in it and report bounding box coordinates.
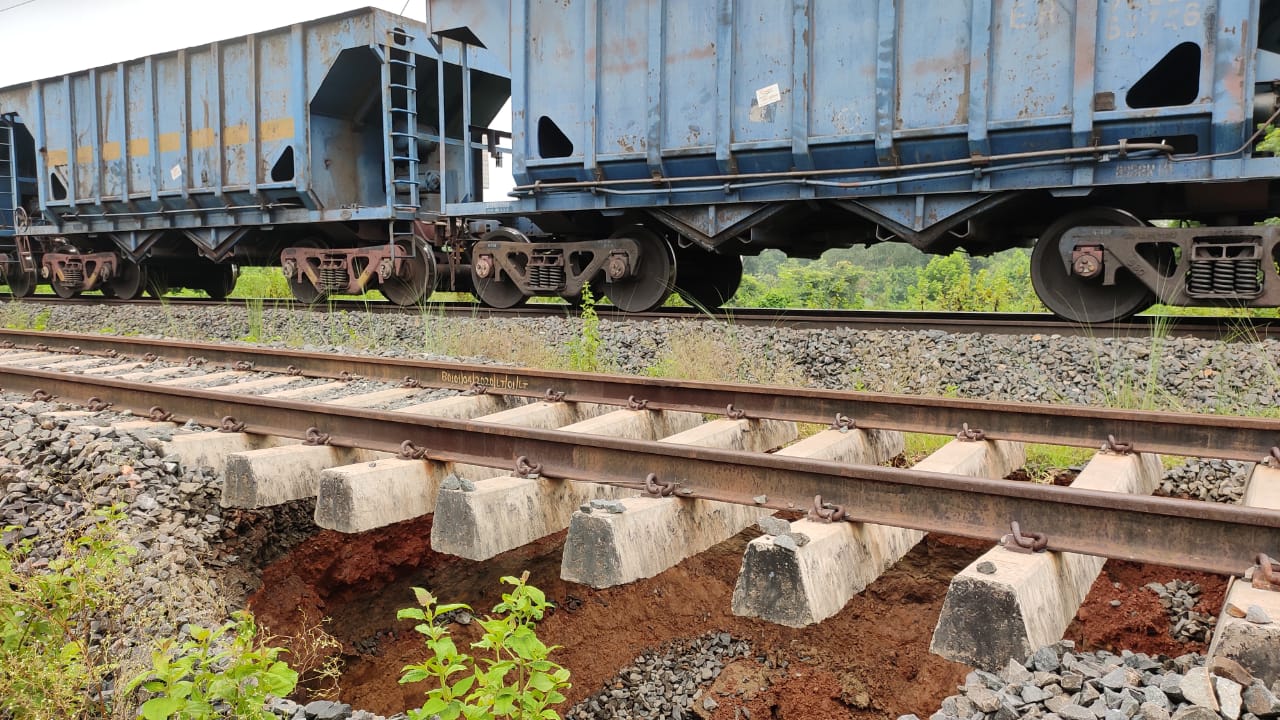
[831,414,855,433]
[1101,434,1132,455]
[148,406,174,422]
[644,473,675,497]
[725,404,747,420]
[515,456,543,479]
[217,416,246,433]
[956,423,985,442]
[303,427,331,446]
[398,440,428,460]
[1252,553,1280,592]
[234,361,254,372]
[808,495,847,523]
[1000,521,1048,554]
[464,383,489,396]
[401,376,421,389]
[86,397,111,412]
[627,396,649,411]
[544,389,566,403]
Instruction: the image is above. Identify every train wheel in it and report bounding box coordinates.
[470,228,528,309]
[287,239,329,304]
[675,248,742,310]
[108,261,147,300]
[50,275,80,298]
[381,246,436,306]
[6,268,35,297]
[204,264,238,300]
[1030,208,1155,324]
[604,226,676,313]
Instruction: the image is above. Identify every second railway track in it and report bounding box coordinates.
[3,295,1279,341]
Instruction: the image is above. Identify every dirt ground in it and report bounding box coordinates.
[247,515,1226,720]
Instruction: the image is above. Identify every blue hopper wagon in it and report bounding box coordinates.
[0,8,510,305]
[426,0,1280,322]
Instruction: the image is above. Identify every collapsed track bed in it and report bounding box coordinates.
[0,322,1274,719]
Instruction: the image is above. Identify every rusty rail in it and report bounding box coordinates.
[1,364,1276,576]
[2,329,1278,462]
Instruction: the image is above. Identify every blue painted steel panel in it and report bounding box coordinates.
[431,0,1280,221]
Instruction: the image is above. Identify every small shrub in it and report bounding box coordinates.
[398,572,571,720]
[565,285,608,372]
[126,612,298,720]
[0,505,135,719]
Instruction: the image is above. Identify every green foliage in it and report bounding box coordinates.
[0,505,135,719]
[126,612,298,720]
[398,572,571,720]
[1257,123,1280,155]
[734,245,1043,312]
[565,285,608,372]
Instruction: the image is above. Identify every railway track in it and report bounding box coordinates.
[0,328,1276,670]
[3,294,1279,340]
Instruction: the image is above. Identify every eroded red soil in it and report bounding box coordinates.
[248,516,1226,720]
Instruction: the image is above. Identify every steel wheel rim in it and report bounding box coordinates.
[109,261,147,300]
[604,226,676,313]
[381,246,436,306]
[1031,208,1155,324]
[675,249,742,310]
[470,228,528,309]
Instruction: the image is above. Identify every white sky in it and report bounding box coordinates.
[0,0,515,200]
[0,0,432,88]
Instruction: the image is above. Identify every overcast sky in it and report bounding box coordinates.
[0,0,428,88]
[0,0,516,199]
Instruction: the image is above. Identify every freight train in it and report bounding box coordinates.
[5,1,1280,323]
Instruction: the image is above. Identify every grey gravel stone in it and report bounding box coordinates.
[1246,605,1273,625]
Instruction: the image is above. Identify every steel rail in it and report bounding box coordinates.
[2,329,1278,462]
[0,364,1274,577]
[2,295,1278,340]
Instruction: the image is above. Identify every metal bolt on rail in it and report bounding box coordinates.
[1000,521,1049,554]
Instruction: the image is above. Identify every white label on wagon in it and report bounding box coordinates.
[755,83,782,107]
[170,164,183,181]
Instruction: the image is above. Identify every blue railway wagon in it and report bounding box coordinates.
[428,0,1280,321]
[0,8,510,305]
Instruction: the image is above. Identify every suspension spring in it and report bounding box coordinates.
[1188,260,1214,295]
[528,263,565,291]
[318,265,347,292]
